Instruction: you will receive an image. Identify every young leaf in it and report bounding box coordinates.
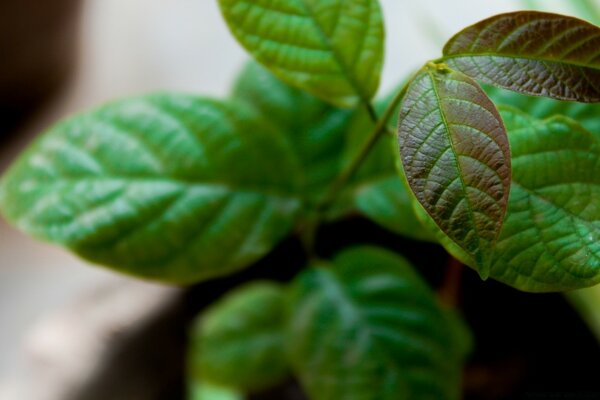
[218,0,384,107]
[188,282,288,392]
[287,246,470,400]
[412,108,600,292]
[443,11,600,102]
[488,108,600,292]
[397,65,511,276]
[0,95,302,284]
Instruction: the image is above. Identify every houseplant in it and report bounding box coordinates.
[1,1,599,398]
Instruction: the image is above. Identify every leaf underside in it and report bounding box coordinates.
[398,66,511,275]
[189,282,288,392]
[0,95,302,284]
[443,11,600,102]
[218,0,384,107]
[287,246,468,400]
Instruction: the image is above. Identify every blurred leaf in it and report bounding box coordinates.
[0,95,302,284]
[233,62,433,241]
[397,65,511,277]
[189,382,242,400]
[232,61,354,202]
[443,11,600,102]
[415,107,600,292]
[218,0,384,107]
[287,246,470,400]
[189,282,288,392]
[566,285,600,344]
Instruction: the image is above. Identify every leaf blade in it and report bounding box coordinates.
[287,246,469,400]
[188,282,288,392]
[218,0,385,107]
[397,66,511,275]
[0,95,302,284]
[443,11,600,102]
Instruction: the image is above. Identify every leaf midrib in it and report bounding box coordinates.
[427,70,484,264]
[297,0,371,101]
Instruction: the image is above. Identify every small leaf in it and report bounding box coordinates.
[443,11,600,102]
[218,0,385,107]
[397,65,511,276]
[287,246,470,400]
[484,84,600,134]
[188,282,288,392]
[0,95,302,284]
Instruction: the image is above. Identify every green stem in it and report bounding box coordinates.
[316,87,408,213]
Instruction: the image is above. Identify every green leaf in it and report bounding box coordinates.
[443,11,600,102]
[218,0,385,107]
[414,108,600,292]
[484,84,600,134]
[488,108,600,291]
[287,246,469,400]
[0,95,302,284]
[397,65,511,276]
[232,61,354,201]
[189,382,242,400]
[188,282,288,392]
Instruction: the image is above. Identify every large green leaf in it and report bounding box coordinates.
[232,61,354,202]
[397,65,511,276]
[0,95,302,283]
[218,0,384,107]
[287,246,470,400]
[188,282,288,392]
[414,108,600,292]
[443,11,600,102]
[484,84,600,134]
[489,108,600,291]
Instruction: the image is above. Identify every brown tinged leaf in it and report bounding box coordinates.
[397,64,511,277]
[443,11,600,102]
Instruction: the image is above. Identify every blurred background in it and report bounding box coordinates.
[1,1,599,399]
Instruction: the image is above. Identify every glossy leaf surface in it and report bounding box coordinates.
[0,95,302,283]
[218,0,384,107]
[287,246,469,400]
[443,11,600,102]
[189,282,288,391]
[398,66,511,275]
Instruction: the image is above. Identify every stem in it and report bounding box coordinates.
[316,87,408,213]
[438,256,463,308]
